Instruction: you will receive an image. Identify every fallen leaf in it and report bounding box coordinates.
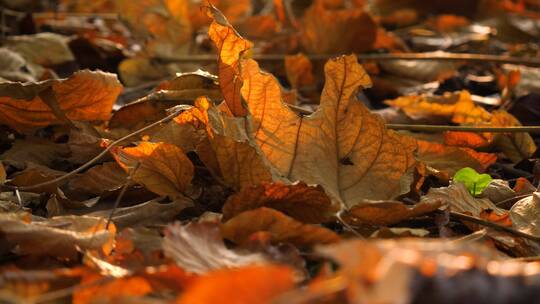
[300,0,377,54]
[342,199,443,226]
[68,162,127,196]
[510,192,540,238]
[240,56,417,207]
[90,198,191,229]
[480,209,513,227]
[1,138,67,168]
[208,6,252,116]
[112,142,194,198]
[221,207,340,247]
[4,33,75,67]
[443,131,490,148]
[175,96,274,189]
[0,70,122,132]
[284,53,314,89]
[236,15,280,40]
[0,213,115,259]
[490,110,536,162]
[73,272,152,304]
[163,222,269,274]
[176,265,295,304]
[0,47,38,82]
[222,182,339,223]
[115,0,192,58]
[385,91,491,124]
[417,140,496,175]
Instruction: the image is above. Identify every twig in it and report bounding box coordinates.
[106,162,141,229]
[495,194,532,207]
[160,52,540,67]
[2,109,183,192]
[447,210,540,243]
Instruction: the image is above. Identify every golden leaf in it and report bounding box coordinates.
[112,142,194,198]
[0,70,121,132]
[221,207,340,247]
[300,0,377,54]
[222,182,339,223]
[240,56,417,207]
[176,265,295,304]
[343,199,443,226]
[208,6,252,116]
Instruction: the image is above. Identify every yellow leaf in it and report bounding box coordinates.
[112,142,194,198]
[0,70,121,132]
[221,207,340,247]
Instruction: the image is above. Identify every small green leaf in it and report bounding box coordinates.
[453,167,492,196]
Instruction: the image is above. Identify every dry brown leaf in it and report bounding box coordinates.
[221,207,340,247]
[68,162,127,196]
[417,140,497,175]
[115,0,192,58]
[9,166,64,194]
[1,138,67,168]
[284,53,314,89]
[385,91,492,125]
[490,110,536,162]
[222,182,339,223]
[0,70,122,132]
[176,265,294,304]
[300,0,377,54]
[4,33,75,67]
[208,6,252,117]
[112,142,194,198]
[510,192,540,238]
[163,222,269,274]
[343,199,443,226]
[175,97,274,189]
[240,56,417,207]
[0,213,115,259]
[89,198,191,229]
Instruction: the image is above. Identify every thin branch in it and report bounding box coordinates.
[160,52,540,67]
[447,210,540,243]
[385,124,540,133]
[106,162,141,229]
[3,109,183,192]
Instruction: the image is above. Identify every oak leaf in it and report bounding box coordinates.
[222,182,339,223]
[221,207,340,247]
[0,70,122,132]
[240,56,417,207]
[176,265,295,304]
[163,222,269,274]
[112,142,194,198]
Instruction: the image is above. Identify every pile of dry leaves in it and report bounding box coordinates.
[2,0,540,303]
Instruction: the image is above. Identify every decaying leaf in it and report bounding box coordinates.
[342,199,443,226]
[208,6,252,117]
[112,142,194,198]
[0,70,122,131]
[68,162,128,196]
[490,110,536,162]
[4,32,75,67]
[222,182,339,223]
[176,265,295,304]
[240,56,417,207]
[0,213,115,259]
[510,192,540,238]
[221,207,340,247]
[163,222,269,274]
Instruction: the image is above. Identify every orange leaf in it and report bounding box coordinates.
[176,265,295,304]
[222,182,339,223]
[73,273,152,304]
[479,209,513,227]
[443,131,490,148]
[284,53,314,89]
[221,207,340,247]
[112,142,194,198]
[207,6,252,116]
[0,70,121,132]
